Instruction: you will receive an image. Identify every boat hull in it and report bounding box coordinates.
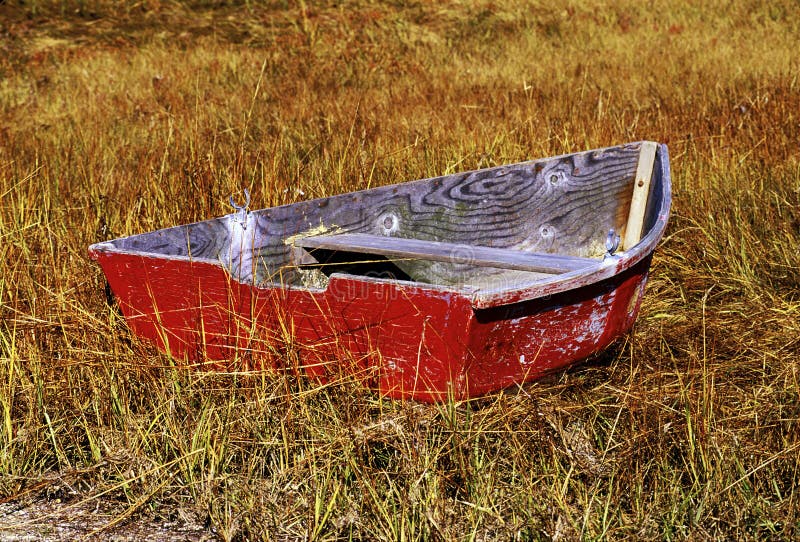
[91,249,651,402]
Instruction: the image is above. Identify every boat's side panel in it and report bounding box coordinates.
[91,251,254,365]
[91,248,651,402]
[291,276,474,401]
[92,249,475,401]
[463,257,652,396]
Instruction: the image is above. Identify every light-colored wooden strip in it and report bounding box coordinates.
[622,141,657,251]
[294,233,597,275]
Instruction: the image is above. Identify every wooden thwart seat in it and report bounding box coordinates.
[293,233,597,275]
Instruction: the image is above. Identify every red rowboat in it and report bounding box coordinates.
[90,141,671,401]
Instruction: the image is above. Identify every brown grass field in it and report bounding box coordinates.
[1,1,799,540]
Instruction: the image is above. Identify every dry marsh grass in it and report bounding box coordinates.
[1,0,799,540]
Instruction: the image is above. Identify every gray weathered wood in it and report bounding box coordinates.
[103,142,649,287]
[294,233,597,274]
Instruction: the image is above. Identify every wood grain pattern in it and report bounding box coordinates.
[101,142,646,289]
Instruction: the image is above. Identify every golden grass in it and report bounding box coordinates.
[1,0,799,539]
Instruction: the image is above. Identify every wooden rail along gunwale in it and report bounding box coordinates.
[293,232,599,274]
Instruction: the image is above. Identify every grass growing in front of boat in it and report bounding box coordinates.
[1,0,799,539]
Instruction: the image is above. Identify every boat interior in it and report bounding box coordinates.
[96,142,667,293]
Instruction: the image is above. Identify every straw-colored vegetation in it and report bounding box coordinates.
[1,1,799,540]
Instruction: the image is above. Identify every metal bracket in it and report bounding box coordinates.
[229,189,251,230]
[604,228,621,260]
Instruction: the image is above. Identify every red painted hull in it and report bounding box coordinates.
[90,250,650,402]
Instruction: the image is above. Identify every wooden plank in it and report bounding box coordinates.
[622,141,657,251]
[294,233,597,274]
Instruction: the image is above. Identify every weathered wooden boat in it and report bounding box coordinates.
[89,141,671,402]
